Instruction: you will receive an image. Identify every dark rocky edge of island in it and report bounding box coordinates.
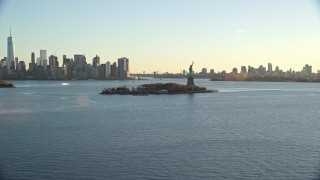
[100,83,218,95]
[0,80,15,88]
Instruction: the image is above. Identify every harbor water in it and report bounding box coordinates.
[1,79,320,179]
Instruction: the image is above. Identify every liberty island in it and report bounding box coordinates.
[100,62,218,95]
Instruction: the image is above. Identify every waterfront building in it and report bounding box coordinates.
[28,63,32,72]
[91,55,100,79]
[1,58,7,68]
[43,60,48,67]
[258,65,266,76]
[92,55,100,67]
[232,67,238,75]
[126,58,129,74]
[268,63,273,74]
[74,54,87,79]
[275,66,280,75]
[63,55,67,64]
[40,50,47,67]
[241,66,247,74]
[18,61,26,78]
[110,62,117,77]
[248,66,254,75]
[63,64,73,80]
[287,68,293,77]
[182,69,186,76]
[15,57,19,70]
[74,55,86,66]
[49,55,58,67]
[105,61,111,78]
[49,55,58,78]
[201,68,207,74]
[31,52,35,70]
[63,55,72,65]
[36,57,41,66]
[99,64,106,79]
[117,57,129,80]
[31,52,35,64]
[302,64,312,77]
[90,65,99,79]
[7,29,15,70]
[0,59,7,79]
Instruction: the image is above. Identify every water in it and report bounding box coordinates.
[1,79,320,179]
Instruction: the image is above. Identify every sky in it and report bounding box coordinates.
[1,0,320,73]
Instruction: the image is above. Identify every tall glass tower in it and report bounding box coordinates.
[40,49,47,66]
[7,28,15,70]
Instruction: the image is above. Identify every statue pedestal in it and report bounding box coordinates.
[187,76,195,89]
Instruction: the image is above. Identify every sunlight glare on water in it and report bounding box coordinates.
[61,82,69,86]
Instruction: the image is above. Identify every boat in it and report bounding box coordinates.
[155,89,168,94]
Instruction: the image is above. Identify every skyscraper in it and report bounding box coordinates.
[105,61,111,78]
[40,50,47,67]
[49,55,58,67]
[268,63,272,74]
[201,68,207,74]
[241,66,247,74]
[15,57,19,70]
[74,55,86,65]
[7,29,15,70]
[92,55,100,67]
[37,57,41,66]
[232,67,238,74]
[111,62,117,78]
[31,52,35,69]
[74,55,87,79]
[117,57,129,80]
[303,64,312,77]
[49,55,58,78]
[63,55,72,66]
[125,58,129,74]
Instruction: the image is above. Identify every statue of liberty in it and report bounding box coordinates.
[189,61,194,77]
[187,61,195,89]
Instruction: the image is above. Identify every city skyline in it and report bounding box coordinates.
[1,0,320,73]
[2,30,319,75]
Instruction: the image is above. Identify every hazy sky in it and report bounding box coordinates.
[1,0,320,73]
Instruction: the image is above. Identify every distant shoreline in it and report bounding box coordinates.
[1,78,146,81]
[210,79,320,83]
[3,77,320,83]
